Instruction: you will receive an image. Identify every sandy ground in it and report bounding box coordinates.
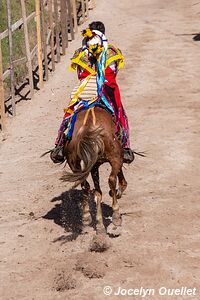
[0,0,200,299]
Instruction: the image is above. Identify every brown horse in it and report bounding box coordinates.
[61,106,128,234]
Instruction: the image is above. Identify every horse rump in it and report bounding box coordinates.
[61,124,104,184]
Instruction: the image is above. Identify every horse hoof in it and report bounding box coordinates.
[89,233,110,252]
[96,226,106,235]
[112,212,122,227]
[82,226,93,235]
[82,215,92,226]
[107,223,121,237]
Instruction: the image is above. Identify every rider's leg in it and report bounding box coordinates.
[50,118,69,163]
[104,84,134,164]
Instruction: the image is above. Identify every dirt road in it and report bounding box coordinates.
[0,0,200,299]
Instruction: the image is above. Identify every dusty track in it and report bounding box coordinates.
[0,0,200,299]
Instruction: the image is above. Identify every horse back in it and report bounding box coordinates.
[73,107,115,137]
[64,106,123,176]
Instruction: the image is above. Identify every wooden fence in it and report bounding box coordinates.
[0,0,96,131]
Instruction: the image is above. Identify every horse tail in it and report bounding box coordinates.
[61,125,104,184]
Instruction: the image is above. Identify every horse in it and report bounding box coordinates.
[61,106,128,234]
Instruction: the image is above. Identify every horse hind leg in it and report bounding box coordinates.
[89,164,111,252]
[91,163,105,234]
[109,169,127,199]
[108,161,122,227]
[81,180,92,226]
[116,169,127,199]
[67,159,92,227]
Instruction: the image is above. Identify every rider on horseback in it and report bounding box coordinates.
[50,21,134,164]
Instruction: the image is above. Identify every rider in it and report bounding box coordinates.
[50,21,134,164]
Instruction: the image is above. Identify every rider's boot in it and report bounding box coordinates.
[123,148,135,164]
[50,144,65,163]
[50,132,66,164]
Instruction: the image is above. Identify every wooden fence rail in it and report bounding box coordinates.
[0,0,96,131]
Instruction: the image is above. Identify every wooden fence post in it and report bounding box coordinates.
[41,0,49,81]
[60,0,67,55]
[85,0,89,18]
[20,0,34,97]
[81,0,86,23]
[54,0,61,62]
[67,0,75,40]
[91,0,96,9]
[6,0,16,116]
[35,0,44,88]
[0,40,6,131]
[48,0,55,72]
[71,0,78,33]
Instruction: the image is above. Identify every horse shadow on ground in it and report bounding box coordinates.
[43,189,113,243]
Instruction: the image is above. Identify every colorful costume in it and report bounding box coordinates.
[55,28,131,153]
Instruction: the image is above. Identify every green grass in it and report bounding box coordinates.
[0,0,36,92]
[0,0,35,32]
